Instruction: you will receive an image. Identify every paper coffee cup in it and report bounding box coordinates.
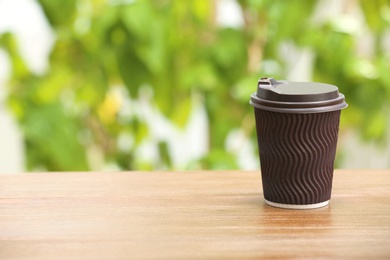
[250,78,347,209]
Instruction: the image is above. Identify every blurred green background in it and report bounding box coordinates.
[0,0,389,172]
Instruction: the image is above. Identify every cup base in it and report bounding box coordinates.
[265,199,329,210]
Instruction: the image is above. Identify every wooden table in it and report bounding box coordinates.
[1,170,390,259]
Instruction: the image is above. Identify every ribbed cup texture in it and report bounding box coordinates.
[254,109,341,205]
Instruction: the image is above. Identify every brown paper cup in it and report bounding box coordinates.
[250,78,347,209]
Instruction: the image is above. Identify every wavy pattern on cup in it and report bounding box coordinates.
[254,109,341,205]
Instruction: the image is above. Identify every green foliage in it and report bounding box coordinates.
[1,0,389,171]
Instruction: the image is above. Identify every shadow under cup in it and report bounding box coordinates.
[250,78,347,209]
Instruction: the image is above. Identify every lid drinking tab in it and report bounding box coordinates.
[257,77,282,94]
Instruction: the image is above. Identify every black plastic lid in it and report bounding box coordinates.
[250,77,348,114]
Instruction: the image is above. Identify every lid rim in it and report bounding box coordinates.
[250,93,347,114]
[250,100,348,114]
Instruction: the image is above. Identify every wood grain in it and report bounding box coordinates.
[1,170,390,259]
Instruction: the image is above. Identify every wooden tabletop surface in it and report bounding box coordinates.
[1,170,390,259]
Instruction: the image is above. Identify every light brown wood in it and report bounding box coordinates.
[1,170,390,259]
